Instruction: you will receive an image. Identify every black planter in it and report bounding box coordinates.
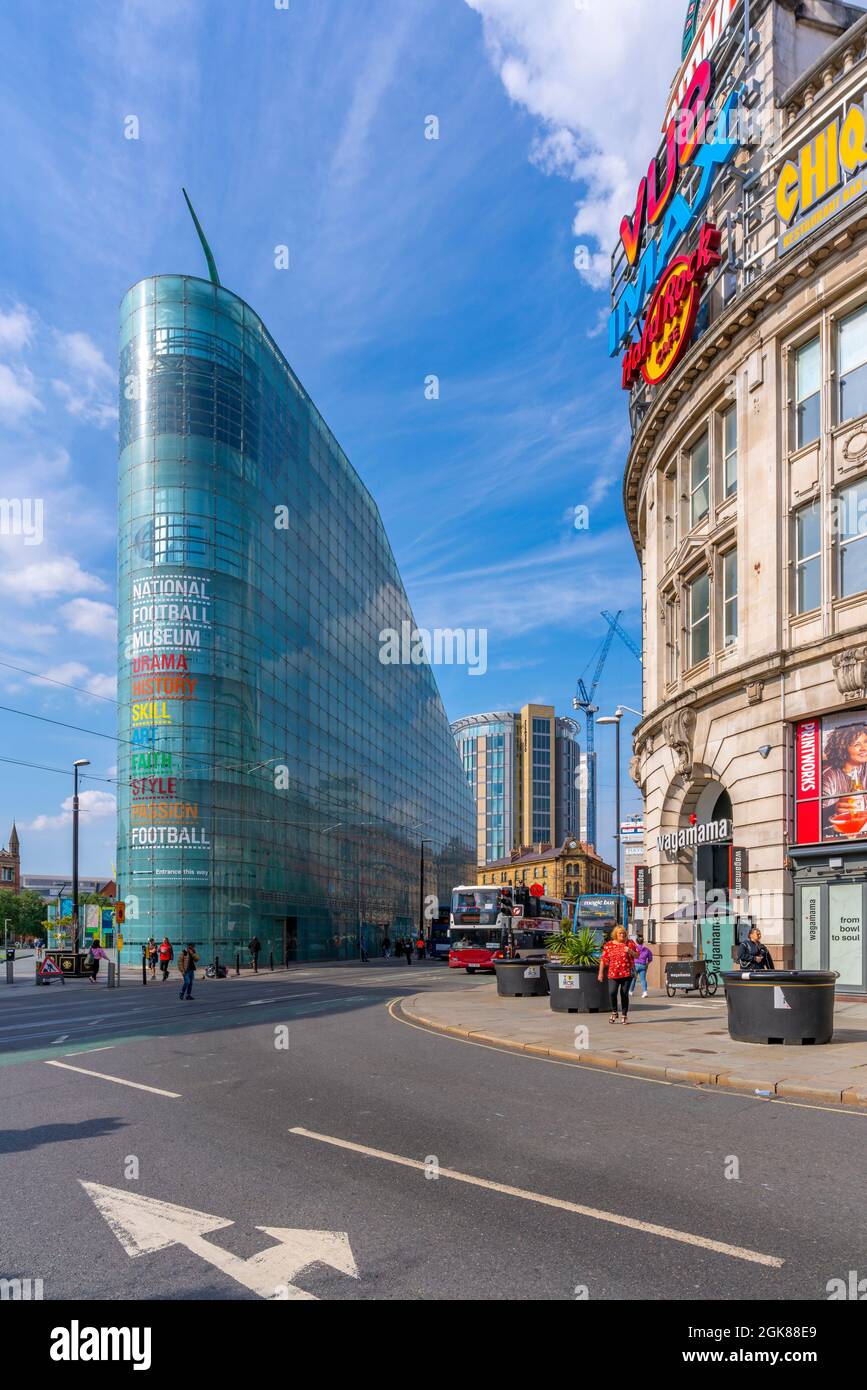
[544,962,606,1013]
[721,970,838,1045]
[494,959,549,997]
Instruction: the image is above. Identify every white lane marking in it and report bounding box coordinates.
[44,1061,180,1097]
[80,1182,358,1300]
[289,1126,783,1269]
[50,1035,70,1045]
[63,1046,115,1057]
[239,993,322,1007]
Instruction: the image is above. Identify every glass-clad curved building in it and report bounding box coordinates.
[117,274,474,962]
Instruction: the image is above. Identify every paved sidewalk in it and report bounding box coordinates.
[399,983,867,1108]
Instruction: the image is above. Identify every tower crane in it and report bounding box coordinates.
[573,610,643,848]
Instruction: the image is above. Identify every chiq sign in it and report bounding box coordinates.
[776,99,867,251]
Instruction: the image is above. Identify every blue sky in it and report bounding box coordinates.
[0,0,697,876]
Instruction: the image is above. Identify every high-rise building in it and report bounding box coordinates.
[451,706,581,865]
[117,273,474,963]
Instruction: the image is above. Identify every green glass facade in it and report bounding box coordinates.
[117,274,474,962]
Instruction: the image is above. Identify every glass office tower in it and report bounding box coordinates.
[117,274,474,963]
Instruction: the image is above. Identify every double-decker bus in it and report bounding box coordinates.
[572,893,630,948]
[426,905,451,961]
[449,886,560,973]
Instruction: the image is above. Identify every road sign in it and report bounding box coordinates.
[529,883,544,898]
[511,904,524,919]
[80,1182,358,1301]
[115,901,126,925]
[39,957,63,978]
[634,865,651,908]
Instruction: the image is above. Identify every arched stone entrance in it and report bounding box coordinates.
[653,770,736,981]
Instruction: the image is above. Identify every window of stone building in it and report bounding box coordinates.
[723,548,738,645]
[837,478,867,599]
[690,434,710,526]
[795,338,820,448]
[839,305,867,426]
[722,405,737,497]
[665,595,680,685]
[688,572,710,666]
[794,500,821,613]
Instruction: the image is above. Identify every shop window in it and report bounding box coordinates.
[722,404,737,497]
[839,305,867,425]
[837,478,867,598]
[794,501,821,613]
[690,434,709,526]
[795,338,820,448]
[688,572,710,666]
[723,549,738,646]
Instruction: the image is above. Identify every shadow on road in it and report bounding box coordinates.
[0,1117,127,1153]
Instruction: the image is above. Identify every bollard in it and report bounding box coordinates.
[215,955,220,979]
[5,958,12,985]
[269,951,274,972]
[107,961,115,989]
[236,952,240,977]
[142,946,147,986]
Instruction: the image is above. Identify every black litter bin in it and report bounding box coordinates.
[493,959,548,997]
[722,970,838,1044]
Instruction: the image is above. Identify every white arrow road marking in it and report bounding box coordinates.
[80,1183,358,1300]
[289,1127,783,1269]
[50,1035,70,1045]
[44,1061,180,1097]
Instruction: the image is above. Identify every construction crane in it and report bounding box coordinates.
[573,610,643,848]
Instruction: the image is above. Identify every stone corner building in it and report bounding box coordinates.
[619,0,867,990]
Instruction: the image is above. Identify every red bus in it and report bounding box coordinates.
[448,885,559,973]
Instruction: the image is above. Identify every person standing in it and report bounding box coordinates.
[88,940,108,984]
[404,939,413,965]
[629,935,653,998]
[146,937,158,980]
[178,943,199,1000]
[158,936,173,982]
[598,925,638,1024]
[415,935,425,960]
[382,935,391,959]
[248,935,262,972]
[738,927,775,971]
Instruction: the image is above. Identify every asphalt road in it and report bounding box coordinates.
[0,961,864,1301]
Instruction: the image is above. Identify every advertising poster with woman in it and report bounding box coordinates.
[821,716,867,839]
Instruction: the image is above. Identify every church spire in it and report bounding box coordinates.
[9,822,19,853]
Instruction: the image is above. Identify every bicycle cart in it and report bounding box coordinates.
[665,958,719,998]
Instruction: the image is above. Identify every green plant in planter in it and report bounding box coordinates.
[545,927,599,968]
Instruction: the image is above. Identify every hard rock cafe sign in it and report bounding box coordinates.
[620,222,721,390]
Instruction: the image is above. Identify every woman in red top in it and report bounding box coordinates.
[598,926,639,1024]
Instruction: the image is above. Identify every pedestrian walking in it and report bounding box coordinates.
[248,935,262,973]
[738,926,775,971]
[404,939,413,965]
[178,943,199,1000]
[382,935,391,959]
[629,934,653,997]
[360,937,369,964]
[87,940,108,984]
[146,937,158,979]
[158,936,173,981]
[598,925,639,1024]
[415,936,425,960]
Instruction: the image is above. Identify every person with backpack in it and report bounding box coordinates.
[738,926,775,971]
[158,936,173,982]
[629,934,654,998]
[178,943,199,1000]
[87,940,108,984]
[146,937,158,980]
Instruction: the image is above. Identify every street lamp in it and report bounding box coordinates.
[419,838,433,950]
[596,714,623,894]
[72,759,90,956]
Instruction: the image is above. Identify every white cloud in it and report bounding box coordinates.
[0,304,36,352]
[0,556,106,601]
[33,661,116,701]
[28,788,117,832]
[61,597,117,641]
[0,362,41,423]
[52,330,117,428]
[465,0,685,287]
